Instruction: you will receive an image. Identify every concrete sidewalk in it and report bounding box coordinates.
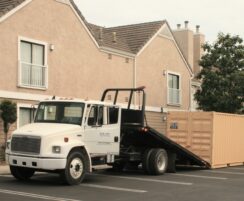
[0,164,10,175]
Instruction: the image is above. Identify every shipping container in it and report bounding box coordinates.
[167,112,244,168]
[146,111,167,135]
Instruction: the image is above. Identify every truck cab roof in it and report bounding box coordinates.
[40,99,119,107]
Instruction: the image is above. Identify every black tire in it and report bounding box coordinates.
[142,148,154,174]
[10,166,35,180]
[60,151,88,185]
[148,149,168,175]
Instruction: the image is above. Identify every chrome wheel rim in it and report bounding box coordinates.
[70,158,83,179]
[157,152,166,171]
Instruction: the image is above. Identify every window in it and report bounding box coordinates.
[19,108,32,127]
[19,39,47,88]
[108,107,119,124]
[87,105,103,126]
[168,73,181,105]
[19,107,36,127]
[35,102,84,125]
[87,105,119,126]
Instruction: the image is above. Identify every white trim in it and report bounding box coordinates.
[158,25,174,40]
[0,0,32,23]
[191,80,201,87]
[158,34,174,41]
[0,90,51,101]
[145,106,161,112]
[167,71,182,106]
[145,106,188,113]
[165,107,188,112]
[136,23,167,57]
[100,47,135,59]
[18,36,48,89]
[55,0,70,5]
[18,36,48,63]
[68,1,100,49]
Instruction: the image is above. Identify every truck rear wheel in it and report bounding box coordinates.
[148,149,168,175]
[10,166,35,180]
[60,151,87,185]
[142,148,154,174]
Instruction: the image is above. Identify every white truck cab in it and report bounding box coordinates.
[6,99,121,184]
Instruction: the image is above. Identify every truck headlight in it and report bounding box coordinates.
[52,146,61,153]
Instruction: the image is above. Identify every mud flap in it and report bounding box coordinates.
[167,152,176,173]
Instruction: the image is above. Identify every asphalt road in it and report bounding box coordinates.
[1,166,244,201]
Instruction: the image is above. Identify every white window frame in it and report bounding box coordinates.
[17,103,38,128]
[18,36,48,90]
[167,71,182,106]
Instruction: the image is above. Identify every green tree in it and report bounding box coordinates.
[195,33,244,114]
[0,100,17,150]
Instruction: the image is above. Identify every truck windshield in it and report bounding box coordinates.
[35,102,84,125]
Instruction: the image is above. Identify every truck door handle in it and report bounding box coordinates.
[114,136,119,142]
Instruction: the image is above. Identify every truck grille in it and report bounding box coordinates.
[11,135,41,155]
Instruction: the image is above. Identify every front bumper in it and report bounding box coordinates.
[7,154,67,170]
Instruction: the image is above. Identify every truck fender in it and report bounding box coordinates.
[64,142,92,173]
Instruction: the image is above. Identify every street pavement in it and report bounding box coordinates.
[1,165,244,201]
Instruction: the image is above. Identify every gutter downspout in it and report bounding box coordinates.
[133,58,137,107]
[189,75,194,111]
[133,58,137,89]
[189,79,192,111]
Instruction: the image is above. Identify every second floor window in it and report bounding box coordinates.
[20,40,47,88]
[168,73,181,105]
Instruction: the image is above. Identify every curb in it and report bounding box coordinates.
[0,165,10,175]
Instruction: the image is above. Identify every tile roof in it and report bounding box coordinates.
[70,0,165,54]
[0,0,26,18]
[88,23,133,53]
[0,0,166,55]
[89,21,165,54]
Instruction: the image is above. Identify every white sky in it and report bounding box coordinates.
[74,0,244,43]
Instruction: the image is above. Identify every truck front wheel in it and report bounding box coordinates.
[60,151,88,185]
[10,166,35,180]
[148,148,168,175]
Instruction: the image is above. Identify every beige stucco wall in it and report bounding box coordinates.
[0,0,133,101]
[173,29,194,70]
[136,35,192,110]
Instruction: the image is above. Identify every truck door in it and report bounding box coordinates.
[84,104,120,155]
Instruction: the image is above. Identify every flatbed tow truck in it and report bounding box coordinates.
[6,87,209,185]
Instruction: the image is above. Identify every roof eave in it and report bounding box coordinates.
[100,46,136,58]
[135,21,166,56]
[0,0,32,23]
[68,0,100,49]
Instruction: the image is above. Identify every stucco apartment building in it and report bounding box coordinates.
[0,0,204,143]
